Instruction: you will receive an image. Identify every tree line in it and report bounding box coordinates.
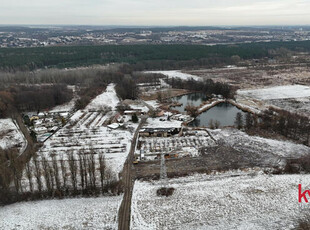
[0,149,122,206]
[166,78,233,99]
[0,65,140,116]
[234,108,310,146]
[0,84,73,118]
[1,41,310,71]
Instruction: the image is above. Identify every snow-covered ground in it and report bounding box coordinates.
[23,84,137,192]
[0,195,122,230]
[38,110,137,177]
[143,117,182,129]
[237,85,310,100]
[211,128,310,159]
[138,132,216,159]
[131,172,310,230]
[0,118,26,152]
[145,70,201,81]
[144,100,160,110]
[198,99,225,113]
[86,83,120,111]
[38,84,129,175]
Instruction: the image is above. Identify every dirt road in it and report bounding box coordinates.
[12,113,38,163]
[118,117,146,230]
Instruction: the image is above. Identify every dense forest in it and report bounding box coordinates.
[1,41,310,71]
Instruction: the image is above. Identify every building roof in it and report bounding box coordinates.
[107,123,119,129]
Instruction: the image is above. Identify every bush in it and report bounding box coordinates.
[296,217,310,230]
[132,113,138,123]
[156,187,175,197]
[284,155,310,174]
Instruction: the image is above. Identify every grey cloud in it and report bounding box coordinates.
[0,0,309,25]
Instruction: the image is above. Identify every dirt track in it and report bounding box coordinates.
[118,117,146,230]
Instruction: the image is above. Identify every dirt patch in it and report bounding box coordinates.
[141,89,189,101]
[134,144,278,180]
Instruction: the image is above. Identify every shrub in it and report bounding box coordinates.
[296,217,310,230]
[156,187,175,197]
[132,113,138,123]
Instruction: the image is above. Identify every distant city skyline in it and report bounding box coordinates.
[1,0,310,26]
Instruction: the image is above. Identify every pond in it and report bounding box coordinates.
[190,102,248,127]
[171,93,248,127]
[171,92,209,113]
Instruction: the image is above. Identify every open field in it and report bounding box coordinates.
[145,70,202,81]
[238,85,310,100]
[0,195,122,229]
[237,85,310,116]
[184,64,310,89]
[131,172,310,230]
[135,128,310,179]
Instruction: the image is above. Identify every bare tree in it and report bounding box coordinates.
[52,155,61,192]
[83,155,89,189]
[68,152,77,193]
[185,104,199,117]
[33,156,42,193]
[25,161,33,193]
[234,112,243,129]
[78,153,85,190]
[98,154,106,193]
[214,120,221,129]
[208,119,215,129]
[245,113,254,130]
[42,157,52,193]
[59,155,67,189]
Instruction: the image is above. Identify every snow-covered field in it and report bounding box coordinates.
[131,172,310,230]
[211,128,310,160]
[143,117,182,129]
[0,195,122,230]
[145,70,201,81]
[238,85,310,100]
[0,118,26,152]
[86,83,120,111]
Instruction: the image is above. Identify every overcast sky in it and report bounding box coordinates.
[0,0,309,26]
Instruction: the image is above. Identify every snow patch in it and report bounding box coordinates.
[238,85,310,100]
[145,70,201,81]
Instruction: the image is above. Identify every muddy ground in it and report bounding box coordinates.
[134,145,282,180]
[184,63,310,90]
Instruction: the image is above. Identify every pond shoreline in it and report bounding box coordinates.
[169,92,256,128]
